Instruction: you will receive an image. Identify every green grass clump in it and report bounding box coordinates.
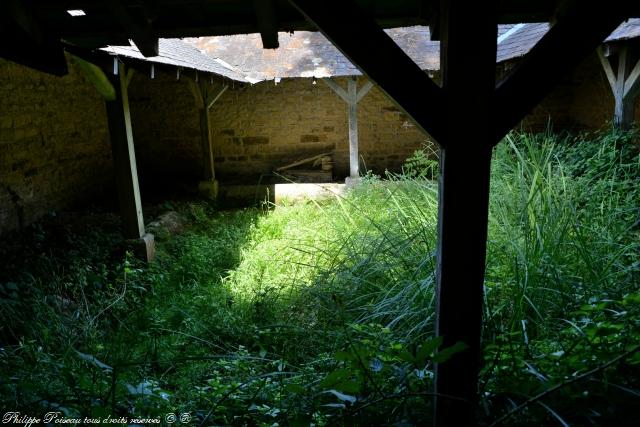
[0,130,638,425]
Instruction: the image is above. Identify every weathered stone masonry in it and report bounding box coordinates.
[2,51,639,235]
[129,74,430,182]
[0,57,112,235]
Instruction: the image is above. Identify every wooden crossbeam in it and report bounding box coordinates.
[107,0,159,57]
[597,47,617,93]
[253,0,279,49]
[356,80,374,103]
[623,56,640,100]
[322,78,349,103]
[289,0,445,144]
[494,2,627,141]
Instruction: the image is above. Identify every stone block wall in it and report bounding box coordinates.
[208,76,430,181]
[0,57,112,235]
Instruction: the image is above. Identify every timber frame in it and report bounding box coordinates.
[289,0,632,425]
[187,77,229,198]
[598,44,640,128]
[323,77,373,180]
[2,0,639,425]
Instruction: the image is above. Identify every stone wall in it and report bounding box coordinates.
[208,76,430,181]
[2,50,639,234]
[0,57,112,235]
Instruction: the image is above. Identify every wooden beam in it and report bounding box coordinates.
[348,77,359,178]
[207,84,228,110]
[253,0,279,49]
[623,55,640,100]
[356,80,374,103]
[597,47,617,93]
[433,2,497,425]
[105,62,145,240]
[494,3,627,141]
[107,0,159,57]
[322,78,349,103]
[289,0,445,144]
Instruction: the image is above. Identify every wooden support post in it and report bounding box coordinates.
[106,62,154,261]
[433,4,497,425]
[347,77,359,178]
[598,46,640,128]
[323,77,373,181]
[188,78,228,198]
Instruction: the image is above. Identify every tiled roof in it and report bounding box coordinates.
[496,18,640,63]
[606,18,640,42]
[185,19,640,81]
[496,23,549,62]
[185,26,439,81]
[100,38,246,82]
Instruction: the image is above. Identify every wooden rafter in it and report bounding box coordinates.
[253,0,279,49]
[107,0,159,57]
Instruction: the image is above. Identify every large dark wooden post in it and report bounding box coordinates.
[106,62,155,261]
[434,3,497,425]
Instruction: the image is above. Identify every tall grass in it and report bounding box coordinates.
[1,130,638,425]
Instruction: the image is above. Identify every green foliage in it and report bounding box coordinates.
[1,130,639,425]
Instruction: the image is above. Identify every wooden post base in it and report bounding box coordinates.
[126,233,155,262]
[198,180,219,200]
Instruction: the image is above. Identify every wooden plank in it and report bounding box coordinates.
[356,79,374,103]
[322,78,349,103]
[494,3,626,141]
[348,77,359,178]
[105,62,145,239]
[433,3,497,425]
[275,152,331,171]
[253,0,279,49]
[289,0,445,144]
[597,47,617,93]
